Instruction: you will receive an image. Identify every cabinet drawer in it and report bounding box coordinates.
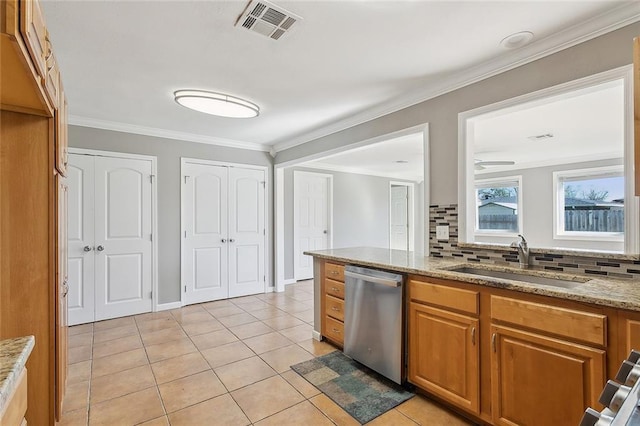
[325,294,344,321]
[491,295,606,346]
[325,263,344,282]
[409,279,479,315]
[1,367,27,426]
[325,316,344,344]
[325,279,344,299]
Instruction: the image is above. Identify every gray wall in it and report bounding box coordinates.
[69,125,273,304]
[284,167,424,280]
[475,158,624,251]
[274,22,640,208]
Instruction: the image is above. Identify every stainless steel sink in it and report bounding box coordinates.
[449,266,586,289]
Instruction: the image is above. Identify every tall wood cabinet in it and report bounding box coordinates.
[1,0,68,424]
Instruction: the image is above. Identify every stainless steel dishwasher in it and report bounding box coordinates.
[344,265,404,384]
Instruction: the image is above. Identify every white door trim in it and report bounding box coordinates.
[293,170,334,281]
[389,181,415,251]
[180,157,270,306]
[69,148,159,312]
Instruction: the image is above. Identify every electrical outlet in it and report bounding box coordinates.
[436,225,449,241]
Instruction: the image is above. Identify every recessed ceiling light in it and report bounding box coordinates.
[500,31,534,50]
[174,90,260,118]
[395,160,409,164]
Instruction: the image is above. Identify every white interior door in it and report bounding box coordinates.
[183,163,229,304]
[67,154,96,325]
[94,156,153,321]
[228,168,266,297]
[294,171,330,281]
[390,185,409,250]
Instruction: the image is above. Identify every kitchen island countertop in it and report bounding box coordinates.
[305,247,640,312]
[0,336,34,415]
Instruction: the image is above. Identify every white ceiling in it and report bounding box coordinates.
[472,79,624,173]
[40,1,639,153]
[302,133,424,181]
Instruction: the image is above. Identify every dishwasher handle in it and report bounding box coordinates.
[344,270,401,287]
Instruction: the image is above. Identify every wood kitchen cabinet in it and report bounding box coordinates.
[321,262,345,346]
[55,175,69,420]
[405,275,611,425]
[489,295,606,426]
[408,279,480,414]
[55,85,68,176]
[1,0,68,423]
[409,303,480,414]
[490,325,605,426]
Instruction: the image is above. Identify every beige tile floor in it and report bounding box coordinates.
[60,280,475,426]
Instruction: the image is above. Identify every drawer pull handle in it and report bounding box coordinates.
[330,271,338,275]
[492,333,497,353]
[471,327,476,345]
[332,328,340,333]
[331,287,339,292]
[331,307,339,311]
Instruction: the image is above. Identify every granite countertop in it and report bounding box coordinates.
[305,247,640,312]
[0,336,34,415]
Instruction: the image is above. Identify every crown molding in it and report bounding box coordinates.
[69,115,271,152]
[302,161,423,183]
[272,2,640,154]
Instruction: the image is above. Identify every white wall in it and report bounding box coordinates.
[284,167,423,280]
[475,158,624,251]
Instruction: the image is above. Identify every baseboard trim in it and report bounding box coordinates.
[155,301,182,312]
[283,279,297,286]
[312,330,322,341]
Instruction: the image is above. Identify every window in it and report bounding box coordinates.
[553,166,624,241]
[475,176,522,235]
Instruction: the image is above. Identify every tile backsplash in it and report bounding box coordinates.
[429,204,640,280]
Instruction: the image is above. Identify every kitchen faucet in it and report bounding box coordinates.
[511,234,529,269]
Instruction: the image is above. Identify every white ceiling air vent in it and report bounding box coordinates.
[235,0,301,41]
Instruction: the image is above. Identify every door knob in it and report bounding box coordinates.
[96,245,104,252]
[323,230,328,234]
[229,238,235,243]
[83,245,92,252]
[221,239,227,243]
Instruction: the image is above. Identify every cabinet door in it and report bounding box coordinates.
[408,302,479,414]
[20,0,48,78]
[55,89,68,176]
[44,47,60,109]
[490,325,605,426]
[55,176,68,420]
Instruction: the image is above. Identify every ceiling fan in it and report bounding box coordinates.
[474,159,516,170]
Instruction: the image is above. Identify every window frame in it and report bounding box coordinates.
[474,175,523,238]
[552,166,624,242]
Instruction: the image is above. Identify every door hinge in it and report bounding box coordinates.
[150,174,155,183]
[184,230,187,238]
[264,275,266,282]
[261,181,266,188]
[263,229,266,236]
[184,285,187,292]
[150,233,153,242]
[149,290,153,298]
[184,175,190,184]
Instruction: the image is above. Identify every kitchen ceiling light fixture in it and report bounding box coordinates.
[174,90,260,118]
[500,31,534,49]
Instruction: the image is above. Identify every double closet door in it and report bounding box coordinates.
[182,161,266,305]
[68,153,154,325]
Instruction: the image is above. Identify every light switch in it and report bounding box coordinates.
[436,225,449,241]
